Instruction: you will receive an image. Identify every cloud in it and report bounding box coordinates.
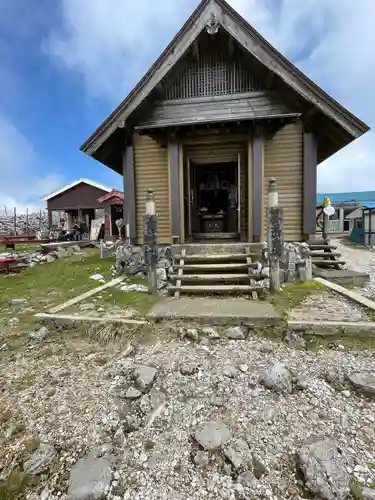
[45,0,195,102]
[46,0,375,193]
[0,115,65,214]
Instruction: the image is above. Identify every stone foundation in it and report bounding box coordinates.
[281,242,312,283]
[115,242,173,292]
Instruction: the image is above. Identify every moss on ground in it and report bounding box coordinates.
[268,281,326,317]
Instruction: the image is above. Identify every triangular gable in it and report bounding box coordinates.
[98,189,124,204]
[41,178,112,201]
[81,0,369,156]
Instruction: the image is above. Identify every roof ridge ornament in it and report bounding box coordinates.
[205,13,220,35]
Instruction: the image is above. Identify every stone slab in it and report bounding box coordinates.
[35,312,147,326]
[147,297,280,326]
[48,276,125,314]
[288,320,375,336]
[313,267,369,287]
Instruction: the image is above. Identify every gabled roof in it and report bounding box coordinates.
[98,189,124,204]
[81,0,369,157]
[41,178,112,202]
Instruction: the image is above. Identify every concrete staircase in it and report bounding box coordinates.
[169,243,266,298]
[307,238,346,269]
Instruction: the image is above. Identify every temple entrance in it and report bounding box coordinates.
[186,159,240,241]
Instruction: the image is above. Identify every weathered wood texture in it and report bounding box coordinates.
[168,139,181,240]
[263,122,303,241]
[133,134,171,243]
[184,135,248,239]
[252,134,264,242]
[163,41,262,100]
[303,132,317,237]
[136,91,296,129]
[122,144,136,242]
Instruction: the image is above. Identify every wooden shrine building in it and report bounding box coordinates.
[80,0,369,244]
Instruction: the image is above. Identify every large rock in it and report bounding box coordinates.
[139,390,166,414]
[8,298,27,307]
[260,362,293,394]
[297,438,349,500]
[29,326,50,343]
[227,326,245,340]
[222,438,252,471]
[193,421,232,450]
[125,387,142,399]
[325,369,346,389]
[133,365,157,392]
[23,443,57,475]
[67,451,112,500]
[348,372,375,397]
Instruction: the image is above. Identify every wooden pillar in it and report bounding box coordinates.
[122,138,136,243]
[252,131,264,242]
[303,132,317,239]
[247,139,253,242]
[48,209,52,230]
[168,136,181,243]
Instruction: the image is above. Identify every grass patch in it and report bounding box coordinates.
[0,244,41,254]
[0,248,158,335]
[93,285,159,316]
[268,281,326,317]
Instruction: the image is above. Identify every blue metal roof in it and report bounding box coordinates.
[363,202,375,209]
[316,191,375,205]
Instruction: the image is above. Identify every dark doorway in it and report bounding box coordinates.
[186,161,239,240]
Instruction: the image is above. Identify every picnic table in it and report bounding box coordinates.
[0,257,25,274]
[0,235,49,250]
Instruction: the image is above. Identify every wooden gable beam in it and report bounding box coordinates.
[211,1,366,138]
[83,2,219,155]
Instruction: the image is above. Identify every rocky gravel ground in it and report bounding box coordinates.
[333,238,375,298]
[2,324,375,499]
[289,289,371,322]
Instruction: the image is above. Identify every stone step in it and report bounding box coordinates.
[171,243,263,257]
[173,253,254,262]
[312,260,346,267]
[308,251,342,257]
[309,244,338,250]
[168,284,264,294]
[173,263,258,271]
[170,273,255,282]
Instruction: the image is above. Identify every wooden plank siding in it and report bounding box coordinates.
[133,133,171,243]
[136,91,298,130]
[184,137,248,240]
[263,122,303,241]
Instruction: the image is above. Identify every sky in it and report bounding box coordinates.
[0,0,374,213]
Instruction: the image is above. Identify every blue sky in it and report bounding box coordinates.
[0,0,374,213]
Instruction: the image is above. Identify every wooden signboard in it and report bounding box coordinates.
[90,217,105,241]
